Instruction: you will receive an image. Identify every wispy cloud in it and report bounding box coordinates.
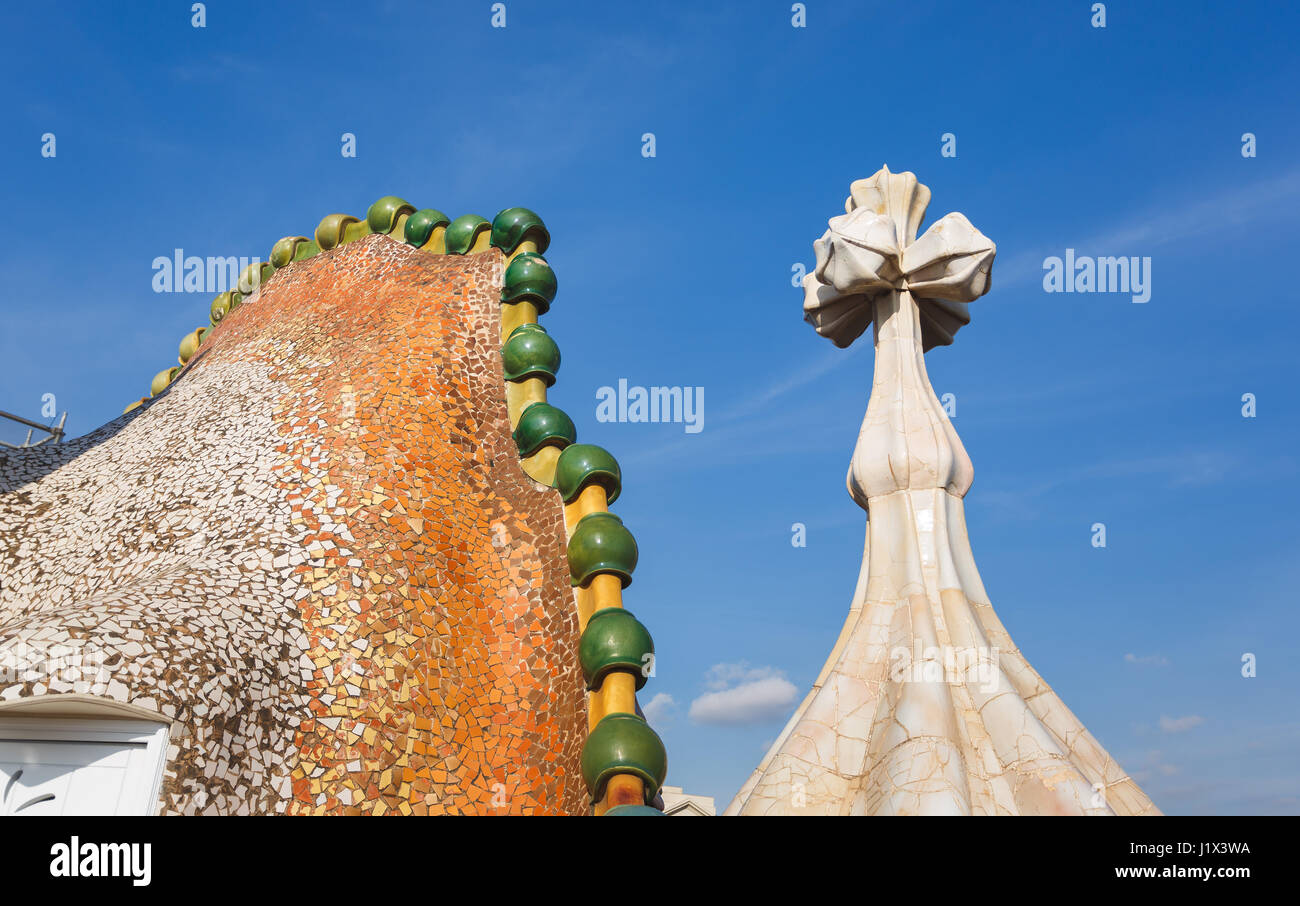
[442,35,679,184]
[996,166,1300,290]
[1159,714,1206,734]
[1130,749,1181,783]
[653,167,1300,477]
[1127,722,1300,814]
[619,390,849,470]
[170,53,263,83]
[977,445,1249,519]
[689,662,799,726]
[1125,653,1170,666]
[719,349,856,422]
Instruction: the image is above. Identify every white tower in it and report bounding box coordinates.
[727,167,1159,816]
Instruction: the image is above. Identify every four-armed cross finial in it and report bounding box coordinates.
[801,166,997,508]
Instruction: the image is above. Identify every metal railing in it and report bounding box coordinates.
[0,409,66,449]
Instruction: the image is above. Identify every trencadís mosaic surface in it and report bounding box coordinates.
[0,201,665,815]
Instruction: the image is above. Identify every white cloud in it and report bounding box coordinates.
[641,692,676,725]
[720,348,855,422]
[995,166,1300,290]
[1159,714,1205,734]
[1131,749,1180,782]
[1125,653,1169,666]
[689,662,799,726]
[701,662,780,691]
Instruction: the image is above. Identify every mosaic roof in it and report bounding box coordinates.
[0,199,665,815]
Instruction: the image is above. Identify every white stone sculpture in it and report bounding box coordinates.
[726,166,1159,815]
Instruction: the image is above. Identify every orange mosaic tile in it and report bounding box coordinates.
[0,234,588,815]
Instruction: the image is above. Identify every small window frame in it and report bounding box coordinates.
[0,716,169,816]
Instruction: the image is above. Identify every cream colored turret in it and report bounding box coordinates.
[727,167,1159,816]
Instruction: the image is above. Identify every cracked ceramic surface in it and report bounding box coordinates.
[729,166,1159,816]
[0,235,589,814]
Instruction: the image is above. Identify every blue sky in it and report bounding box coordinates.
[2,1,1297,814]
